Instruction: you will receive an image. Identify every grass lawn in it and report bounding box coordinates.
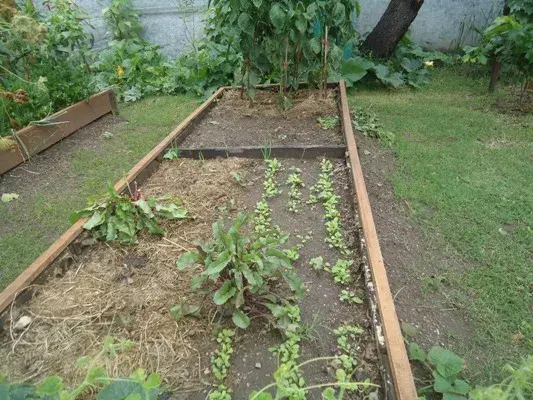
[349,67,532,383]
[0,94,199,289]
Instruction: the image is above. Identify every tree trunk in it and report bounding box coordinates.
[363,0,424,59]
[488,3,510,92]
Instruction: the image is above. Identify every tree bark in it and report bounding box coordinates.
[363,0,425,59]
[488,3,510,92]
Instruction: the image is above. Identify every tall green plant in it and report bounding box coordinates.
[177,212,304,329]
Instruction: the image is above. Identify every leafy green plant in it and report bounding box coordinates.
[326,258,353,285]
[310,159,350,255]
[0,337,162,400]
[72,186,188,244]
[248,357,377,400]
[176,212,303,329]
[253,198,280,237]
[309,256,325,271]
[209,329,235,400]
[408,344,470,399]
[286,167,304,212]
[334,324,363,373]
[264,158,284,198]
[352,107,395,147]
[163,144,180,160]
[317,116,339,130]
[339,290,363,304]
[463,0,533,98]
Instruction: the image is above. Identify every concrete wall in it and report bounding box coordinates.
[73,0,504,56]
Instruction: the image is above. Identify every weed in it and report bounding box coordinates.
[163,144,180,160]
[351,107,394,147]
[317,116,339,130]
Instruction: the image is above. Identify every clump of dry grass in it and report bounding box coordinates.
[0,158,255,392]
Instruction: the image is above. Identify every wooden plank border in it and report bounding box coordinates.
[338,80,417,399]
[0,87,225,313]
[0,90,118,175]
[177,145,347,160]
[0,83,417,399]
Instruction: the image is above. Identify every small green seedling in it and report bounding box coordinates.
[339,290,363,304]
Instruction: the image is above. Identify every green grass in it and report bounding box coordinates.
[0,94,198,288]
[349,67,532,383]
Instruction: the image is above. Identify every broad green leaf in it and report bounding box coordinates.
[213,281,237,305]
[83,210,106,230]
[373,64,405,88]
[433,369,472,397]
[190,274,206,290]
[155,203,187,219]
[232,309,250,329]
[252,0,262,8]
[35,376,63,395]
[176,251,200,270]
[205,250,231,275]
[96,380,145,400]
[408,342,426,362]
[341,58,372,83]
[322,387,336,400]
[309,37,321,54]
[144,373,161,389]
[238,12,254,35]
[428,347,464,378]
[401,58,424,72]
[269,3,286,30]
[133,200,154,218]
[332,2,346,25]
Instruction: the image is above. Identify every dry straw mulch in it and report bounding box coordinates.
[0,158,255,393]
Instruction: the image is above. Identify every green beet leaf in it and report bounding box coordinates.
[428,347,465,378]
[232,310,250,329]
[213,281,237,305]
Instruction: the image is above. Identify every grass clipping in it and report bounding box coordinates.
[0,158,253,391]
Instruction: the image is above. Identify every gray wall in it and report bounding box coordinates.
[74,0,504,56]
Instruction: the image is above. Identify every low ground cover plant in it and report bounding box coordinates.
[72,186,188,244]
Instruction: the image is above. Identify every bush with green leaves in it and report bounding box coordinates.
[462,0,533,93]
[1,0,95,136]
[0,337,162,400]
[176,212,303,329]
[72,187,188,244]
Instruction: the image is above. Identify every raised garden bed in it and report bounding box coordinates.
[0,83,416,399]
[0,90,118,175]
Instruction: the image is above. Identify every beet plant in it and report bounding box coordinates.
[72,186,188,244]
[177,212,303,329]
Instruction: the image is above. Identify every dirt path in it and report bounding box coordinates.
[354,132,475,363]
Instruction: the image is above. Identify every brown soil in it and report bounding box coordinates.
[181,89,345,148]
[0,157,382,399]
[354,133,476,374]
